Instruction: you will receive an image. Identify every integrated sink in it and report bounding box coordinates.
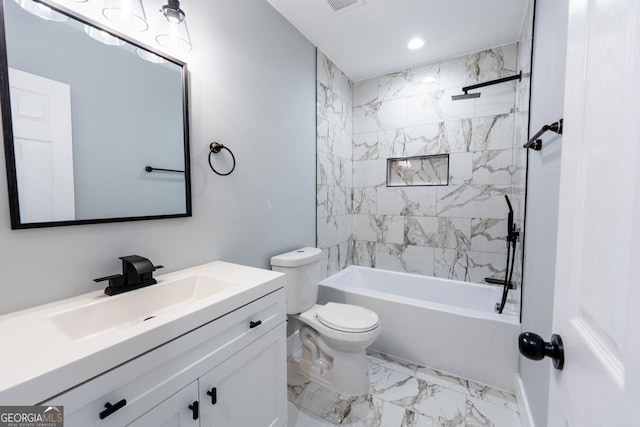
[50,275,241,341]
[0,260,286,405]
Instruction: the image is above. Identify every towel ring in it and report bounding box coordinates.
[208,142,236,176]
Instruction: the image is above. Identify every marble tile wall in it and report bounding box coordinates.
[317,51,354,278]
[316,44,528,295]
[351,44,526,285]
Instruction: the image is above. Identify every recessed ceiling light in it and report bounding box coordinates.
[407,38,424,50]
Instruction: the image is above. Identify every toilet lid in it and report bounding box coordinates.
[315,303,379,332]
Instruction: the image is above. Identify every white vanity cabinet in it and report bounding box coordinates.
[127,382,199,427]
[198,325,286,426]
[42,287,287,427]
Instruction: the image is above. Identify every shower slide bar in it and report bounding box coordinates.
[523,118,563,150]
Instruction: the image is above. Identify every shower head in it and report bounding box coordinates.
[451,92,481,101]
[451,72,523,101]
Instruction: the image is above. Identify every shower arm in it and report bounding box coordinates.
[460,71,523,95]
[523,118,564,150]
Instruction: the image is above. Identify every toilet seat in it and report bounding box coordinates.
[315,302,379,333]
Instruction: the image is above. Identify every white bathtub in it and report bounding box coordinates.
[317,266,520,391]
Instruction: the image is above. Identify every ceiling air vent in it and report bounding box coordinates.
[325,0,365,14]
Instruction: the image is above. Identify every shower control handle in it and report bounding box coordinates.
[519,332,564,370]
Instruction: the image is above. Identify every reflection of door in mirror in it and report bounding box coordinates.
[9,67,75,223]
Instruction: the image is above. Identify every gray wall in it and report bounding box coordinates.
[0,0,316,315]
[520,0,569,425]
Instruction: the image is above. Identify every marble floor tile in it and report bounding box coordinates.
[367,350,419,377]
[465,396,521,427]
[287,358,311,402]
[465,382,518,412]
[287,350,522,427]
[287,402,334,427]
[293,381,346,420]
[381,378,466,426]
[414,366,471,395]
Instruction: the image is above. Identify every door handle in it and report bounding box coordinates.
[519,332,564,370]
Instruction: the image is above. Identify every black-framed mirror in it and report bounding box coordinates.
[0,0,191,229]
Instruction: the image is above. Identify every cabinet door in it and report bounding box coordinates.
[199,323,286,427]
[127,382,199,427]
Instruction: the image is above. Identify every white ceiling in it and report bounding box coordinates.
[265,0,530,82]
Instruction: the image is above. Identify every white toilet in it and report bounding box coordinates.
[271,247,381,396]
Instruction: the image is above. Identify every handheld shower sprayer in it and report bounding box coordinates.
[505,195,519,246]
[486,195,519,314]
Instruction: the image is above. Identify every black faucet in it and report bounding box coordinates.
[94,255,164,296]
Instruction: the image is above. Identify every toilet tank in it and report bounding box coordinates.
[270,247,322,315]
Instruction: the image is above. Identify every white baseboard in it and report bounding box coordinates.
[287,329,301,358]
[515,374,535,427]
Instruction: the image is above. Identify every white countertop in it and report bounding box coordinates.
[0,261,284,405]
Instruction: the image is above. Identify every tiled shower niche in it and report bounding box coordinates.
[386,154,449,187]
[316,43,528,295]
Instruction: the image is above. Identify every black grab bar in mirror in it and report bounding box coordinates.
[145,166,185,173]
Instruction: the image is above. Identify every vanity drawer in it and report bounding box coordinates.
[43,288,285,427]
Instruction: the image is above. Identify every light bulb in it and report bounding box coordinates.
[84,24,125,46]
[102,0,148,32]
[13,0,68,21]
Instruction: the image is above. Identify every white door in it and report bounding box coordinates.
[9,68,75,223]
[547,0,640,425]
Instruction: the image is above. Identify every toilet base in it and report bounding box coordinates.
[298,326,370,396]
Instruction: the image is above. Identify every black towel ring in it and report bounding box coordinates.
[208,142,236,176]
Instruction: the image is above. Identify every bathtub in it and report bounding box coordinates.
[317,266,520,391]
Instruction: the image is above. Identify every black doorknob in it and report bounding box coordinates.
[518,332,564,370]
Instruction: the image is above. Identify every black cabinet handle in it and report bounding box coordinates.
[249,320,262,329]
[188,401,199,420]
[519,332,565,370]
[206,387,217,405]
[99,399,126,419]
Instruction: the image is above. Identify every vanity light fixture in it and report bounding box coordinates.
[136,48,166,64]
[407,38,424,50]
[12,0,68,21]
[84,24,125,46]
[102,0,149,32]
[156,0,192,52]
